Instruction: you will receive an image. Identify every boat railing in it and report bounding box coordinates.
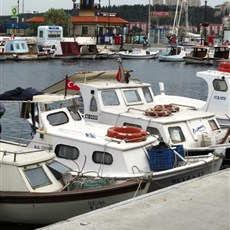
[0,136,53,161]
[127,107,146,113]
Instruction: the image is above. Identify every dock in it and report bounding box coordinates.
[38,169,230,230]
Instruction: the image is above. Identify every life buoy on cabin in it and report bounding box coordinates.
[218,62,230,72]
[107,126,148,142]
[145,104,179,117]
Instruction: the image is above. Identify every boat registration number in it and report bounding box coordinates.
[85,114,98,120]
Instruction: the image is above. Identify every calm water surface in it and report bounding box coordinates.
[0,57,216,229]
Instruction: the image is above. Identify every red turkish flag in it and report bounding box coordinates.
[66,79,80,91]
[116,66,122,82]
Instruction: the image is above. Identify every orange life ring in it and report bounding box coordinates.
[218,62,230,72]
[107,126,148,142]
[217,67,230,73]
[218,62,230,68]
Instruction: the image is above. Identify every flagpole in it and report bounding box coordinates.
[64,75,68,97]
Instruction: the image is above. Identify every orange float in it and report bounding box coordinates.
[218,62,230,73]
[107,126,148,142]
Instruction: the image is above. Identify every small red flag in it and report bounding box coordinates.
[66,79,80,91]
[116,66,122,82]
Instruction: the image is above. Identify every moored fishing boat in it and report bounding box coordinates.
[0,88,224,193]
[119,48,159,59]
[0,135,150,225]
[158,45,189,62]
[41,61,230,169]
[0,38,37,60]
[183,45,214,65]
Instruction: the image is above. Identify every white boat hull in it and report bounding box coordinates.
[119,49,159,59]
[0,180,149,225]
[147,155,222,191]
[158,54,184,62]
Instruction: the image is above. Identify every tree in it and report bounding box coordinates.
[43,8,71,36]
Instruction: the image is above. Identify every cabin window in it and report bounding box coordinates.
[47,161,72,180]
[10,44,14,51]
[15,43,20,50]
[147,127,162,139]
[208,119,219,131]
[168,126,185,143]
[101,90,119,106]
[55,144,79,160]
[213,79,228,92]
[92,151,113,165]
[123,122,141,128]
[39,30,43,38]
[24,166,51,189]
[48,31,61,38]
[82,26,88,36]
[69,109,82,121]
[90,96,98,111]
[21,43,26,49]
[47,111,69,126]
[123,89,141,103]
[142,87,153,103]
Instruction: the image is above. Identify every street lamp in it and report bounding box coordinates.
[108,0,111,34]
[17,0,19,33]
[202,1,209,45]
[72,0,76,10]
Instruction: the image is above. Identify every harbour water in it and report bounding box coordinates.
[0,57,217,229]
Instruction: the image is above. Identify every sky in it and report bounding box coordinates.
[0,0,227,16]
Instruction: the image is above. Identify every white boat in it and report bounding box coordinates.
[0,138,149,225]
[183,45,214,65]
[119,48,159,59]
[27,40,55,59]
[41,66,230,170]
[158,45,189,62]
[0,38,38,60]
[196,62,230,127]
[0,89,224,192]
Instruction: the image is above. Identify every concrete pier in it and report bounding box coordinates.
[38,169,230,230]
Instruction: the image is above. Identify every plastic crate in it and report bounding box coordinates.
[148,148,175,171]
[172,145,185,161]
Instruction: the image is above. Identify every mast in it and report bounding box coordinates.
[172,0,180,36]
[184,0,189,35]
[148,0,151,39]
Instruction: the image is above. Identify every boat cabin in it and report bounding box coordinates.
[76,77,228,155]
[0,141,72,193]
[196,66,230,127]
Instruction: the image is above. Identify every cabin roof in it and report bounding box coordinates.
[26,16,129,25]
[78,79,151,90]
[0,142,55,166]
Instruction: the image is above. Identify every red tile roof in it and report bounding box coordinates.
[26,16,45,23]
[71,16,129,24]
[26,16,129,24]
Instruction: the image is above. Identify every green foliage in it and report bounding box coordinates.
[102,4,222,25]
[43,8,70,36]
[130,26,143,34]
